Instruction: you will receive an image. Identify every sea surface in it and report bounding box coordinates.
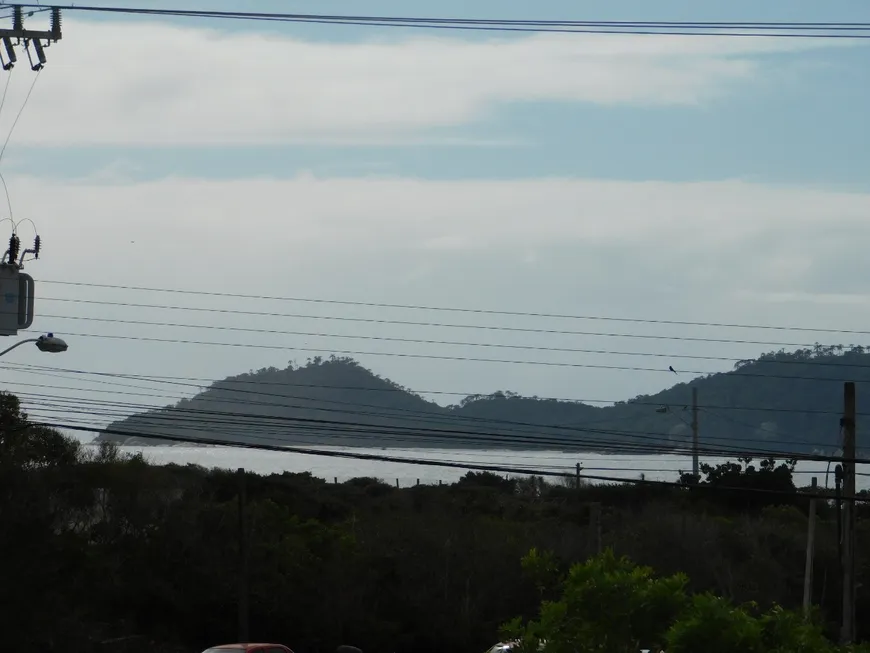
[98,444,869,491]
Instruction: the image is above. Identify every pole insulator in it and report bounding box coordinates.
[50,8,62,41]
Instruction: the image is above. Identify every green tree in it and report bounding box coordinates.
[503,549,688,653]
[508,550,864,653]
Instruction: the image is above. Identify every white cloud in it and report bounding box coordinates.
[8,172,870,293]
[3,171,869,412]
[0,19,849,146]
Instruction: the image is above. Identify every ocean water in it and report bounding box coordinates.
[100,444,868,491]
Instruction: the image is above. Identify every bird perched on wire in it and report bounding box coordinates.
[669,365,677,374]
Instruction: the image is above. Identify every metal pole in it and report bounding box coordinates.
[803,477,818,618]
[237,467,249,644]
[0,338,37,358]
[840,383,856,645]
[691,387,699,479]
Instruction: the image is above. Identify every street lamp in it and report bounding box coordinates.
[0,332,68,357]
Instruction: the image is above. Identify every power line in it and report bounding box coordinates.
[36,420,870,502]
[18,388,826,455]
[1,359,853,465]
[0,360,836,451]
[5,369,676,442]
[20,393,756,455]
[30,311,870,368]
[0,366,853,458]
[2,375,816,457]
[39,279,870,336]
[28,328,870,383]
[23,310,870,375]
[33,299,840,349]
[5,359,860,465]
[0,68,39,165]
[0,67,14,221]
[0,360,861,418]
[12,383,861,463]
[14,5,870,39]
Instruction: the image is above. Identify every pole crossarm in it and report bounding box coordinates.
[0,28,60,40]
[0,6,62,70]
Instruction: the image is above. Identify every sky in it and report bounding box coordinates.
[1,0,870,434]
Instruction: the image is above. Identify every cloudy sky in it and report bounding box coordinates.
[1,0,869,433]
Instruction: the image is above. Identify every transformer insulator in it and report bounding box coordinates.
[8,234,19,263]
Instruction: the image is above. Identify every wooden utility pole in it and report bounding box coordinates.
[803,477,818,618]
[840,383,856,645]
[691,387,699,479]
[575,462,581,491]
[237,468,250,645]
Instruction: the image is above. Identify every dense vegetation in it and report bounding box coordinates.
[506,550,870,653]
[99,346,870,454]
[3,391,869,651]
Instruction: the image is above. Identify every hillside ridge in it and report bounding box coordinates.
[97,347,870,454]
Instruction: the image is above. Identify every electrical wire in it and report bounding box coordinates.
[0,368,853,460]
[38,279,870,336]
[0,67,14,222]
[31,300,845,350]
[0,68,39,165]
[14,5,870,40]
[11,384,861,464]
[29,311,870,369]
[22,328,870,384]
[0,352,855,466]
[20,395,806,457]
[4,371,681,445]
[33,420,868,503]
[0,62,40,230]
[0,360,862,418]
[0,362,835,452]
[19,311,862,367]
[3,364,860,476]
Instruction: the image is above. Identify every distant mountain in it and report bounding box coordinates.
[97,347,870,455]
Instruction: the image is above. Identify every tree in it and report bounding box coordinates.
[0,391,81,469]
[680,457,798,511]
[503,549,688,653]
[506,550,865,653]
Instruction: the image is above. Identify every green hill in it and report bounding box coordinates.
[97,346,870,455]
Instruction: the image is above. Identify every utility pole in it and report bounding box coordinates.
[575,462,581,491]
[237,467,249,645]
[840,382,856,645]
[691,387,699,479]
[803,477,818,619]
[0,7,63,71]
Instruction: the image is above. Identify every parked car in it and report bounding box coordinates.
[486,640,545,653]
[486,644,656,653]
[202,645,293,653]
[486,643,517,653]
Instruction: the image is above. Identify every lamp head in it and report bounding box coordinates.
[35,333,68,353]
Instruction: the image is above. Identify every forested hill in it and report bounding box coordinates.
[97,347,870,454]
